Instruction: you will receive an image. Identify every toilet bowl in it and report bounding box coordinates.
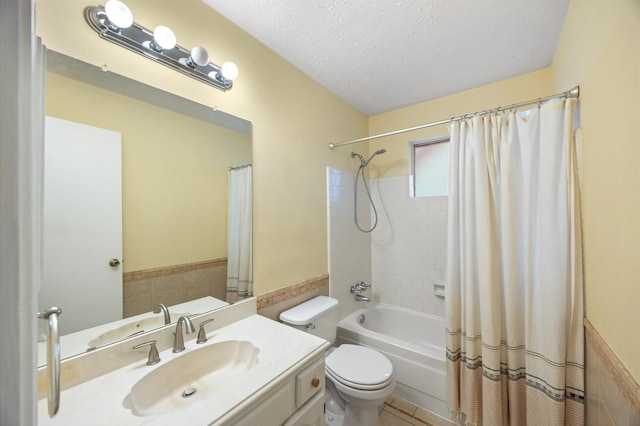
[325,344,395,425]
[279,296,395,426]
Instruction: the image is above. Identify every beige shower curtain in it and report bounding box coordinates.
[445,99,584,425]
[226,165,253,303]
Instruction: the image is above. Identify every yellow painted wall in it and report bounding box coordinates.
[368,68,553,178]
[36,0,368,292]
[40,2,640,387]
[552,0,640,381]
[46,72,251,272]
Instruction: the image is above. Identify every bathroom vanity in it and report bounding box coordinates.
[37,300,329,425]
[36,296,229,366]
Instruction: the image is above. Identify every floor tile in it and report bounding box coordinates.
[386,396,418,416]
[380,407,422,426]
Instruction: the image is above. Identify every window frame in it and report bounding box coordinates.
[408,135,450,197]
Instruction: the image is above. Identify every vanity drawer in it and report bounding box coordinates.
[295,358,325,407]
[284,389,325,426]
[234,379,296,426]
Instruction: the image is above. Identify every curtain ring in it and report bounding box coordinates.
[537,98,541,108]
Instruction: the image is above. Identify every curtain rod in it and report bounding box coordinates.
[228,164,251,171]
[328,86,580,150]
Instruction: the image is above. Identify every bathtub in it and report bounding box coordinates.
[336,304,449,419]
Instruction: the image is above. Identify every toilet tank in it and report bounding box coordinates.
[279,296,339,344]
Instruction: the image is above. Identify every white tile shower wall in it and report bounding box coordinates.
[371,176,447,317]
[327,167,372,320]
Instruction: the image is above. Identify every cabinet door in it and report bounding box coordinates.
[295,359,325,407]
[234,380,295,426]
[284,390,325,426]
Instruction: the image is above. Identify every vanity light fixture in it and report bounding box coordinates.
[182,46,209,68]
[85,0,238,91]
[103,0,133,30]
[149,26,176,52]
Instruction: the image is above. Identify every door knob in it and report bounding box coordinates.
[109,258,121,267]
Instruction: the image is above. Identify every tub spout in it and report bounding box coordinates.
[355,294,370,302]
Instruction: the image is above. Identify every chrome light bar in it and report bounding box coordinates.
[85,4,235,91]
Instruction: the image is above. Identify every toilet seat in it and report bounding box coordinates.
[325,344,393,391]
[326,368,394,391]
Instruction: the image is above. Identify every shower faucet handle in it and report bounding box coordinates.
[350,282,371,302]
[359,281,371,289]
[350,281,370,294]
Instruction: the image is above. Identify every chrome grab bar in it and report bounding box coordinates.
[37,307,62,417]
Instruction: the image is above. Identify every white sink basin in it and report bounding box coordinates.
[128,340,260,416]
[87,312,191,349]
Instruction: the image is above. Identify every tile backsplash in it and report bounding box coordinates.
[327,167,372,320]
[585,319,640,426]
[123,259,227,317]
[371,176,447,317]
[256,274,329,321]
[327,169,447,319]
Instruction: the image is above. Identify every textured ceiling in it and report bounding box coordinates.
[203,0,570,116]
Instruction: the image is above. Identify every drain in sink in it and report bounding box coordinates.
[182,387,197,398]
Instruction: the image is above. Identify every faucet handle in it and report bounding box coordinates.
[132,340,161,365]
[359,281,371,289]
[196,319,214,344]
[350,281,371,294]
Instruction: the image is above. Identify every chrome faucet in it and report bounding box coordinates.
[196,319,214,344]
[132,340,161,365]
[355,294,370,302]
[350,281,371,302]
[153,303,171,325]
[350,281,371,292]
[173,316,196,353]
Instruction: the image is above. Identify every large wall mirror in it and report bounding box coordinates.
[38,50,252,366]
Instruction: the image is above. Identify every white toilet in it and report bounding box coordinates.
[280,296,395,426]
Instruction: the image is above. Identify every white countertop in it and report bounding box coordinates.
[37,314,327,425]
[38,296,229,366]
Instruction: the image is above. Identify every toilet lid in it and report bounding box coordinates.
[325,344,393,390]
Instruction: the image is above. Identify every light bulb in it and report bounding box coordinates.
[221,62,239,80]
[104,0,133,29]
[189,46,209,67]
[152,26,176,50]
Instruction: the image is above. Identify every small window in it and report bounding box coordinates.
[409,137,449,197]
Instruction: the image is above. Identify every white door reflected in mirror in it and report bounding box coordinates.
[40,116,123,337]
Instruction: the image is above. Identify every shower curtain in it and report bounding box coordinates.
[226,166,253,303]
[445,99,584,425]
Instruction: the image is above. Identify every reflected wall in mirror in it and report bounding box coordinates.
[37,50,252,366]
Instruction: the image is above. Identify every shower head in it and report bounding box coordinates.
[351,149,386,167]
[363,148,387,167]
[351,152,366,166]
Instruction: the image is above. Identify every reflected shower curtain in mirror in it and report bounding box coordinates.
[445,99,584,425]
[226,165,253,303]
